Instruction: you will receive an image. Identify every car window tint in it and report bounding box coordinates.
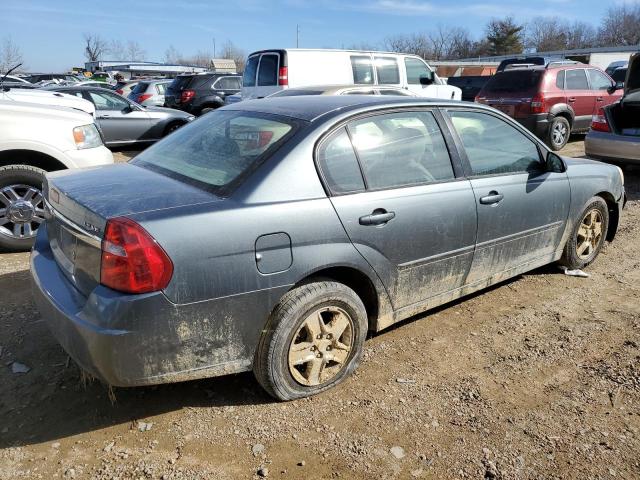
[378,89,411,96]
[611,68,627,83]
[343,89,375,95]
[449,111,542,176]
[243,56,259,87]
[404,57,430,85]
[348,111,454,189]
[565,69,589,90]
[317,128,365,194]
[156,83,167,94]
[131,83,147,94]
[258,55,278,86]
[350,56,374,84]
[132,111,297,193]
[374,56,400,84]
[588,69,612,90]
[88,91,130,110]
[555,70,565,89]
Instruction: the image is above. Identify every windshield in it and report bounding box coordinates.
[132,110,300,195]
[482,70,543,94]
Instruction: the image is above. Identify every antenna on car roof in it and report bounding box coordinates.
[1,63,23,92]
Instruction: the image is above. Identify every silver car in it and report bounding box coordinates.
[128,79,172,107]
[31,97,625,401]
[586,53,640,164]
[49,86,194,147]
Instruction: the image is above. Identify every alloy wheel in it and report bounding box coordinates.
[0,184,45,240]
[576,209,603,260]
[288,306,354,386]
[552,121,568,147]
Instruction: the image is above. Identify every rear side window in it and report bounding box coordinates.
[555,70,565,89]
[588,69,612,90]
[243,55,259,87]
[565,69,589,90]
[482,70,543,94]
[449,110,542,176]
[132,111,298,194]
[351,56,374,84]
[404,57,431,85]
[374,57,400,84]
[348,111,454,189]
[317,128,365,194]
[258,55,278,86]
[156,83,168,94]
[214,77,242,90]
[131,82,148,94]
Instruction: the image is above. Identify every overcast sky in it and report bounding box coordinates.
[3,0,619,71]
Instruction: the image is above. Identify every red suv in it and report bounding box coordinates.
[475,63,623,150]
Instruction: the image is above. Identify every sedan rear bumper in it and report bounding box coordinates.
[585,130,640,163]
[30,224,265,387]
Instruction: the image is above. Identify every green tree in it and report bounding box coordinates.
[485,17,524,56]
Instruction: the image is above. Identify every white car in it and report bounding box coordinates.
[242,49,462,101]
[0,88,95,115]
[0,100,113,251]
[1,74,31,84]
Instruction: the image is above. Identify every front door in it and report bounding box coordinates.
[85,90,152,145]
[565,68,596,130]
[319,110,478,310]
[446,109,570,284]
[588,68,623,112]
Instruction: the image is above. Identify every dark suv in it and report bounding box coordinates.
[164,73,242,115]
[476,63,622,150]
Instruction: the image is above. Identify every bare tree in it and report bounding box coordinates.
[83,33,108,62]
[0,36,24,73]
[598,4,640,46]
[383,33,432,60]
[164,45,182,64]
[219,40,246,71]
[565,21,597,50]
[106,39,125,59]
[526,17,567,52]
[125,40,146,61]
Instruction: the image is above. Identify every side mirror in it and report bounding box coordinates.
[608,81,624,93]
[546,152,566,173]
[419,74,434,86]
[121,105,133,114]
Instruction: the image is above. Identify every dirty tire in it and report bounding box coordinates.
[163,121,184,137]
[254,281,368,401]
[560,196,609,270]
[0,165,47,252]
[200,107,216,115]
[546,116,571,151]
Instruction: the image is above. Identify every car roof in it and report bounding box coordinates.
[224,96,469,122]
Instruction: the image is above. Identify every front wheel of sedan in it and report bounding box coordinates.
[560,196,609,270]
[254,281,368,401]
[0,165,47,252]
[546,116,571,151]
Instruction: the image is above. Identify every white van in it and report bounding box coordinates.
[242,49,462,101]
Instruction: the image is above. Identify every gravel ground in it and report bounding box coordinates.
[2,139,639,480]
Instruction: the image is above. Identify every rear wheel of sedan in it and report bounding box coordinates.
[560,196,609,270]
[546,116,571,151]
[254,281,368,401]
[0,165,47,252]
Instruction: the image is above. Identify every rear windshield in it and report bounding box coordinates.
[132,110,300,195]
[243,56,259,87]
[131,82,149,94]
[168,75,194,91]
[482,70,544,94]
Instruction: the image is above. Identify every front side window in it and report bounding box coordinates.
[565,69,589,90]
[88,91,130,111]
[374,56,400,84]
[404,57,431,85]
[258,55,278,86]
[449,110,542,176]
[588,69,613,90]
[132,111,298,194]
[350,56,374,84]
[317,128,365,194]
[348,111,454,189]
[243,55,259,87]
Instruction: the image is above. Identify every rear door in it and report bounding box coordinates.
[243,53,281,99]
[445,108,570,283]
[321,110,477,311]
[565,68,595,130]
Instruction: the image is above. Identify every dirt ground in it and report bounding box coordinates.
[2,139,639,480]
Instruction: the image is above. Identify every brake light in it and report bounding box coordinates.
[278,66,288,86]
[530,93,546,114]
[180,89,195,103]
[590,107,610,133]
[115,89,123,95]
[100,217,173,294]
[474,95,486,103]
[137,93,153,103]
[258,131,274,148]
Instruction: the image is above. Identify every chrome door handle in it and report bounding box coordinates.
[568,97,576,102]
[479,191,504,205]
[359,209,395,226]
[596,97,603,101]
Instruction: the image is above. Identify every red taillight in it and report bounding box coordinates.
[137,93,153,103]
[100,217,173,294]
[115,89,123,95]
[258,131,274,148]
[591,107,610,133]
[180,89,195,103]
[530,93,546,114]
[474,95,485,103]
[278,66,288,86]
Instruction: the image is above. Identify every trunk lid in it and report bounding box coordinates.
[44,163,220,296]
[623,53,640,104]
[476,69,545,118]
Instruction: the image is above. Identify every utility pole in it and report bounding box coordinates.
[212,38,216,58]
[296,24,300,48]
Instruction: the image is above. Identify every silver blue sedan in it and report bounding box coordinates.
[31,96,625,400]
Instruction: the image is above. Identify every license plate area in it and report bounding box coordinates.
[492,104,515,116]
[48,220,77,278]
